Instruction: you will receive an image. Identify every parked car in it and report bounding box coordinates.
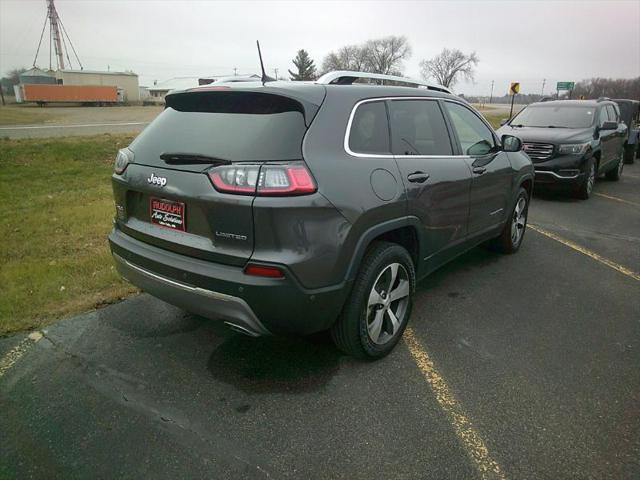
[612,99,640,164]
[109,71,533,359]
[497,99,627,199]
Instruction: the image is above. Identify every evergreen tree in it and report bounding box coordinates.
[288,50,317,81]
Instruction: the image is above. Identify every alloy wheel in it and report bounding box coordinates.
[511,196,527,246]
[366,263,410,345]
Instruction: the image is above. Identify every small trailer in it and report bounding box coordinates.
[14,84,120,106]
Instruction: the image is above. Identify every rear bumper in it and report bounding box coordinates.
[113,252,269,336]
[109,227,350,336]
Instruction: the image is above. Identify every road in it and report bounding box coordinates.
[1,163,639,479]
[0,121,151,138]
[0,105,162,138]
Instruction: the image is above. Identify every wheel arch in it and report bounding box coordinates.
[345,217,424,282]
[518,174,534,199]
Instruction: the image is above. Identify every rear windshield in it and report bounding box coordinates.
[510,105,596,129]
[131,91,307,161]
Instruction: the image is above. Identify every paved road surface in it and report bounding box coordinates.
[1,163,639,479]
[0,121,151,138]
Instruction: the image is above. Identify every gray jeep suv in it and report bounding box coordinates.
[109,71,533,359]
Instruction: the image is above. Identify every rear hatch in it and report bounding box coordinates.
[112,86,324,266]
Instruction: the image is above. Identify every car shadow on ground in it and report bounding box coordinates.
[207,246,509,394]
[416,246,503,295]
[532,188,582,203]
[207,331,344,395]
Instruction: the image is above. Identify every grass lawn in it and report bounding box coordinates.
[483,111,506,129]
[0,134,138,336]
[0,104,56,126]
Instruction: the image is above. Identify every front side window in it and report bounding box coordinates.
[444,102,495,156]
[598,107,609,126]
[606,105,618,122]
[389,100,453,156]
[348,101,390,155]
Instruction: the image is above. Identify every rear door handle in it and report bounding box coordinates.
[472,167,487,175]
[407,172,430,183]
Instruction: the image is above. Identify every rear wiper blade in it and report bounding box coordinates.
[160,153,232,165]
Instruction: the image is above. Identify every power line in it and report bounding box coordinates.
[57,14,83,70]
[32,12,48,68]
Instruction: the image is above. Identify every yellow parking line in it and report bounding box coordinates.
[404,328,506,480]
[529,225,640,282]
[594,192,640,208]
[0,331,42,379]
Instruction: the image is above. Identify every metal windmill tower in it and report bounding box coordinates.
[33,0,83,71]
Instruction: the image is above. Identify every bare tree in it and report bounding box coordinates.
[420,48,479,88]
[321,45,368,74]
[363,36,412,75]
[321,36,412,76]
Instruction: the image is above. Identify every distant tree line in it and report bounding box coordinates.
[464,78,640,105]
[570,78,640,101]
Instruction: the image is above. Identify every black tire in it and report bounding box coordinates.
[489,187,529,254]
[575,158,596,199]
[331,241,416,360]
[623,144,636,164]
[605,153,624,181]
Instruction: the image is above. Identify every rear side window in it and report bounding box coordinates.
[131,91,307,162]
[389,100,453,156]
[444,102,495,156]
[348,101,390,155]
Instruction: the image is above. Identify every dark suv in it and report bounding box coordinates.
[497,99,627,199]
[109,71,533,359]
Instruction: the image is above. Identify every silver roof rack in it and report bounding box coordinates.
[315,70,451,94]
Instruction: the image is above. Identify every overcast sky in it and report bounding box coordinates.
[1,0,638,96]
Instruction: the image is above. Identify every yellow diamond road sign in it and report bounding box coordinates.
[510,82,520,95]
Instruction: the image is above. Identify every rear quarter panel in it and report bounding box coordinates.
[300,90,409,287]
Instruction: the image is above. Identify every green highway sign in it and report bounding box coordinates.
[557,81,575,91]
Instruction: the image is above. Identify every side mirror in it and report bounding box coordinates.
[500,118,509,126]
[501,134,522,152]
[600,121,617,131]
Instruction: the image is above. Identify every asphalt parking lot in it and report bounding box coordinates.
[1,162,639,479]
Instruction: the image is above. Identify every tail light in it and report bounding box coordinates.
[244,263,285,278]
[208,162,316,196]
[114,148,134,174]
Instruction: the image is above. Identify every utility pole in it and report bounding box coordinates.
[274,68,279,80]
[489,80,494,104]
[233,67,238,76]
[541,78,546,97]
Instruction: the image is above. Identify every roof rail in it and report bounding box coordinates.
[315,70,452,94]
[597,97,610,102]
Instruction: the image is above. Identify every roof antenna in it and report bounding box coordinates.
[256,40,275,84]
